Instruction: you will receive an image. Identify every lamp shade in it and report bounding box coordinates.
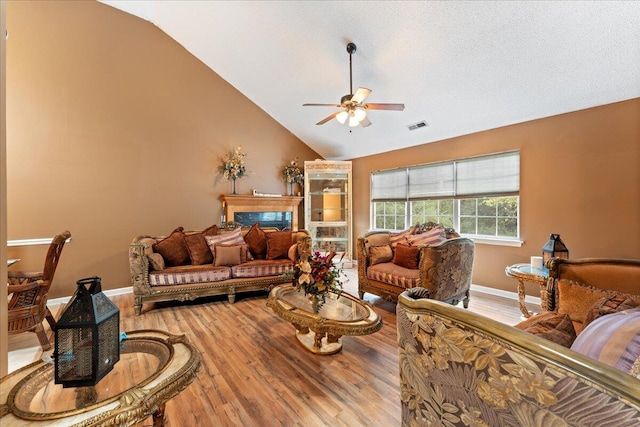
[354,108,366,122]
[54,277,120,388]
[336,111,348,124]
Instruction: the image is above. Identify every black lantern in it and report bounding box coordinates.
[55,277,120,388]
[542,234,569,266]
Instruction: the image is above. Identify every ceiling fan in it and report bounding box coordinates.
[303,42,405,128]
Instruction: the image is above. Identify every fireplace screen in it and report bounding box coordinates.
[234,211,292,229]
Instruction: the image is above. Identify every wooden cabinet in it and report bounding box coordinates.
[304,160,352,265]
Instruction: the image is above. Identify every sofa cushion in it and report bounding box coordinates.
[369,244,393,266]
[231,259,293,278]
[184,224,219,265]
[571,307,640,379]
[515,312,577,348]
[392,243,420,270]
[367,262,421,289]
[153,227,190,267]
[266,230,292,260]
[556,279,640,333]
[244,222,267,259]
[149,264,232,286]
[389,225,417,248]
[583,295,639,329]
[205,228,246,263]
[406,225,447,247]
[214,244,243,266]
[147,253,165,271]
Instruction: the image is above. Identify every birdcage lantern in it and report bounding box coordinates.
[54,277,120,388]
[542,234,569,266]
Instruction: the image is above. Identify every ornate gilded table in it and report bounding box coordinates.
[267,284,382,355]
[505,263,549,318]
[0,330,200,427]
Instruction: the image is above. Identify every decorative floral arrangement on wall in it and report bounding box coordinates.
[286,250,344,313]
[283,157,304,195]
[221,146,247,194]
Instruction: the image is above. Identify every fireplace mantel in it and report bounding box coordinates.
[220,195,303,231]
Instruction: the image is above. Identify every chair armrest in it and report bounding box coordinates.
[7,271,45,280]
[7,279,43,295]
[397,294,640,424]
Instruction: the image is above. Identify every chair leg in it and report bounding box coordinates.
[35,323,52,351]
[45,307,57,330]
[463,291,470,309]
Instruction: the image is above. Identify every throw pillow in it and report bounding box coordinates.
[152,227,190,267]
[266,230,292,260]
[515,312,577,348]
[205,228,245,263]
[214,245,243,266]
[183,224,218,265]
[369,244,394,265]
[147,253,165,271]
[392,243,420,270]
[244,222,267,259]
[389,225,418,248]
[583,295,639,329]
[571,307,640,379]
[406,225,447,247]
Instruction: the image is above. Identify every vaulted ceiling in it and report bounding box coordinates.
[100,1,640,160]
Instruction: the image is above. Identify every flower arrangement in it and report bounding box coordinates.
[286,250,344,313]
[221,146,247,193]
[283,157,304,195]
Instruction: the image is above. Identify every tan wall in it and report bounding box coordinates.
[5,1,319,299]
[352,98,640,295]
[2,0,9,376]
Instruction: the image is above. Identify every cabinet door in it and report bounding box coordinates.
[305,161,352,264]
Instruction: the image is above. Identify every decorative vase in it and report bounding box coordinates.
[289,182,294,196]
[232,179,237,195]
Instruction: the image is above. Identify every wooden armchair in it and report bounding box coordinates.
[7,230,71,350]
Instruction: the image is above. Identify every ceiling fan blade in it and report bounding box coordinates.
[363,103,405,111]
[303,103,342,107]
[351,87,372,104]
[316,111,340,125]
[359,116,372,127]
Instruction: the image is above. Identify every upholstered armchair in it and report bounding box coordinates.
[7,230,71,350]
[357,223,474,306]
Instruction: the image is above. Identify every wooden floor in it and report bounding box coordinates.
[8,270,536,426]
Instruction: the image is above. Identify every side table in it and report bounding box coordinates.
[0,330,200,427]
[505,263,549,318]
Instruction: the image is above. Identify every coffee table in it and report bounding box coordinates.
[267,284,382,355]
[0,330,200,426]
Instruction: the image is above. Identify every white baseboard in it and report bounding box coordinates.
[48,286,133,308]
[471,283,540,306]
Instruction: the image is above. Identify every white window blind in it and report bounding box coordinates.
[371,169,407,201]
[456,152,520,196]
[408,162,455,199]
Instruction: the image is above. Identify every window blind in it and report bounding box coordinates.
[408,162,455,199]
[456,152,520,196]
[371,169,407,201]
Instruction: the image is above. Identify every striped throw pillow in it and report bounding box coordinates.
[205,228,245,262]
[406,225,447,247]
[571,307,640,379]
[389,226,417,248]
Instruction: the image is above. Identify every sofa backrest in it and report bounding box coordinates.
[549,258,640,296]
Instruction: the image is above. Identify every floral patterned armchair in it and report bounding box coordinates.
[397,290,640,427]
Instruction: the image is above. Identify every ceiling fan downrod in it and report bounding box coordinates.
[347,42,356,98]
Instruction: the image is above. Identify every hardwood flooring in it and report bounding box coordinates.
[7,270,536,426]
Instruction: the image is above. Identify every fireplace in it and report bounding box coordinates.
[220,195,303,231]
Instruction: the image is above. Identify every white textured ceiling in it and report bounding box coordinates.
[100,1,640,160]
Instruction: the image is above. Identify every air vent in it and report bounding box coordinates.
[407,121,429,131]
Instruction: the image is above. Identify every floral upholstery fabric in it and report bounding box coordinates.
[420,237,474,302]
[397,299,640,427]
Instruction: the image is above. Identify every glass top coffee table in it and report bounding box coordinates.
[267,284,382,355]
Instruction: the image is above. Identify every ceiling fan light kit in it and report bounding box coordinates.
[303,42,404,128]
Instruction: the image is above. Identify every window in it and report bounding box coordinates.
[371,151,520,240]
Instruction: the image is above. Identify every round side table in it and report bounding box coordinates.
[505,263,549,318]
[0,330,200,427]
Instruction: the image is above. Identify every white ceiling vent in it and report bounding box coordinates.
[407,121,429,131]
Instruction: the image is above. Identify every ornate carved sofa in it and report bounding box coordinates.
[397,258,640,426]
[129,224,310,315]
[357,223,474,306]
